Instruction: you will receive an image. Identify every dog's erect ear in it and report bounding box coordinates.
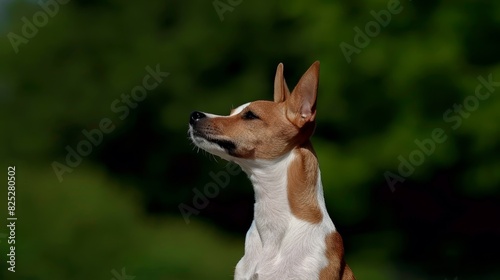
[286,61,319,128]
[273,63,291,103]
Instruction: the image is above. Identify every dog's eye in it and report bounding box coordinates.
[242,111,259,120]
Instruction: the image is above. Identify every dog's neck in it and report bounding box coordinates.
[238,151,293,200]
[234,143,326,247]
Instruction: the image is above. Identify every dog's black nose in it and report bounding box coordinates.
[190,111,207,125]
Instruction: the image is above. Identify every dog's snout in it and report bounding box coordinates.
[190,111,207,125]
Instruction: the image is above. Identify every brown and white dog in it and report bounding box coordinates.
[188,61,355,280]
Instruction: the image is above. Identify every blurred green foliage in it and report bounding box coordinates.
[0,0,499,279]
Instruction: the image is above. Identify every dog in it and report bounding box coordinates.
[188,61,355,280]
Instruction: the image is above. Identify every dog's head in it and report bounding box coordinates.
[189,61,320,161]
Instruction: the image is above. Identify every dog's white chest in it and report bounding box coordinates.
[235,216,333,280]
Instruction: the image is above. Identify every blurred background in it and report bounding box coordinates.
[0,0,499,279]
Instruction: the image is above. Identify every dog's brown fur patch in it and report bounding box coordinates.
[319,231,355,280]
[287,144,323,224]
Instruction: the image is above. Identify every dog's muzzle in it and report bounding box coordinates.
[188,111,237,156]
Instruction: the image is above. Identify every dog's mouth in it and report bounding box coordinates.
[207,137,236,151]
[190,127,236,155]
